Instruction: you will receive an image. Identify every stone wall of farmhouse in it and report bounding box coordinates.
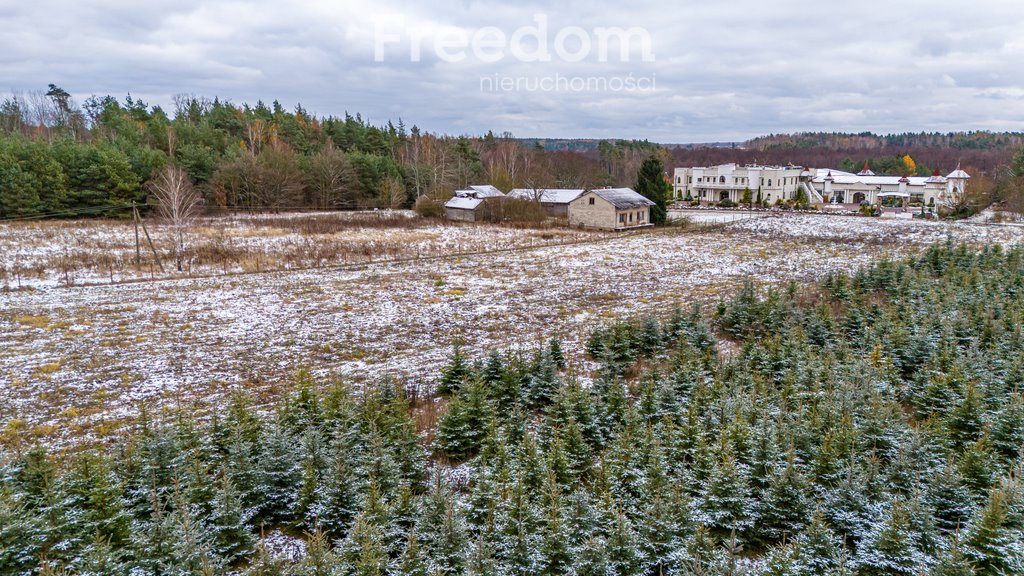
[569,193,617,230]
[445,207,476,222]
[541,203,570,218]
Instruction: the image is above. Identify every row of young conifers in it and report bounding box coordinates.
[2,242,1024,575]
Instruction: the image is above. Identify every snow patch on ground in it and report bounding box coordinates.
[2,213,1021,446]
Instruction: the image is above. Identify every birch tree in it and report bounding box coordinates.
[147,165,202,271]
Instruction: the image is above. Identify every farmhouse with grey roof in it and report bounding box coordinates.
[568,188,655,231]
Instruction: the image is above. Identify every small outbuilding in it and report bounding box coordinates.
[568,187,655,231]
[444,185,505,222]
[506,188,586,217]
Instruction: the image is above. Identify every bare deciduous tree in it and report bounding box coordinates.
[147,165,202,272]
[306,145,356,209]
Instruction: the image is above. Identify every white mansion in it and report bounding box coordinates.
[672,163,970,207]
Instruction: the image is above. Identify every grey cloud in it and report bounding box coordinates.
[1,0,1023,141]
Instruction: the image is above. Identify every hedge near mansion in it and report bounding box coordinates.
[672,162,970,208]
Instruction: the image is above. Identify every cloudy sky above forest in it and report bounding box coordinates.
[3,0,1023,141]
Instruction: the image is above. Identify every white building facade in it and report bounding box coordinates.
[673,163,970,208]
[812,165,969,207]
[672,164,809,204]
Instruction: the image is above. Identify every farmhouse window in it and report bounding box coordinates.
[589,197,595,205]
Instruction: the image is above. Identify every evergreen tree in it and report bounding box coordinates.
[635,155,668,225]
[926,464,975,535]
[758,450,812,544]
[417,475,468,575]
[207,471,256,564]
[436,379,493,462]
[854,501,918,576]
[931,535,976,576]
[293,528,342,576]
[256,419,301,524]
[314,435,364,539]
[964,482,1024,576]
[437,344,471,395]
[575,536,611,576]
[699,449,754,538]
[538,474,571,576]
[549,338,566,370]
[336,511,389,576]
[793,509,843,576]
[394,529,429,576]
[243,539,289,576]
[0,487,44,576]
[481,351,505,387]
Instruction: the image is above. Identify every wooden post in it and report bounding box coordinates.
[138,210,165,273]
[133,203,141,267]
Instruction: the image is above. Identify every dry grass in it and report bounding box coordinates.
[3,212,1022,448]
[0,211,608,290]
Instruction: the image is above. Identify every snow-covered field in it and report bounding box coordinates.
[667,209,765,224]
[0,211,605,290]
[2,213,1022,446]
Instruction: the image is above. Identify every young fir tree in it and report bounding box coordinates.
[314,434,364,539]
[394,529,429,576]
[0,486,44,576]
[255,419,301,524]
[435,379,493,462]
[207,471,256,564]
[51,452,132,563]
[466,529,498,576]
[74,532,128,576]
[964,482,1024,576]
[699,449,754,539]
[822,466,875,548]
[481,350,505,387]
[166,491,221,576]
[417,474,468,575]
[548,338,566,370]
[762,542,799,576]
[853,500,918,576]
[527,351,560,409]
[495,473,542,574]
[793,508,844,576]
[437,344,471,395]
[605,507,643,576]
[292,528,342,576]
[990,393,1024,460]
[538,472,572,576]
[925,463,975,535]
[336,510,389,576]
[294,427,328,527]
[758,449,812,544]
[930,535,976,576]
[128,482,177,576]
[958,438,997,500]
[575,536,611,576]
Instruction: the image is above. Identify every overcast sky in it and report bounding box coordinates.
[3,0,1023,141]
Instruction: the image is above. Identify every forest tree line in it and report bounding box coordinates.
[2,243,1024,575]
[3,86,1024,220]
[0,87,666,219]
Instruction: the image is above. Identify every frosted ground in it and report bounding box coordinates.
[0,210,605,290]
[2,213,1022,446]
